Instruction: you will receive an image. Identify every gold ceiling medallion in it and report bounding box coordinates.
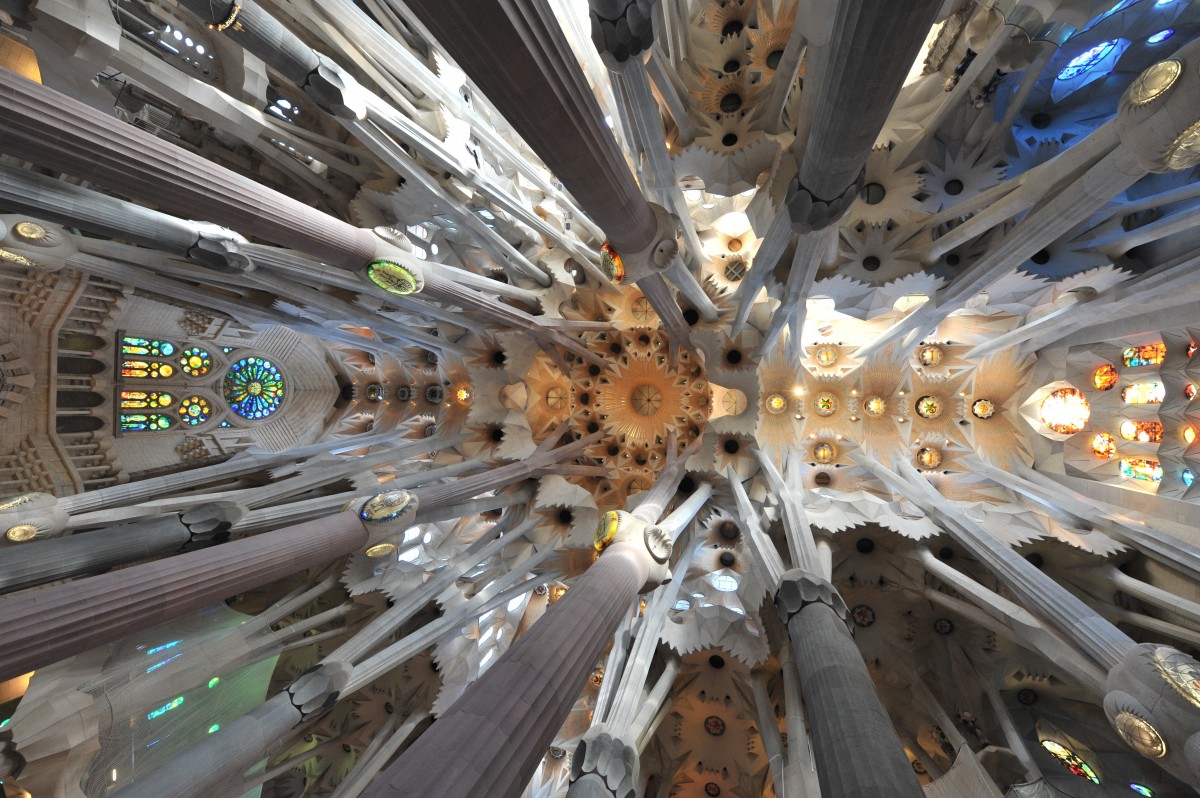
[1165,119,1200,172]
[13,221,47,241]
[1127,59,1182,107]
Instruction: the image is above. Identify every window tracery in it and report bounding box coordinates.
[1123,343,1166,368]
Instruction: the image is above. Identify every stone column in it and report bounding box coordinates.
[776,570,925,798]
[0,69,380,269]
[0,515,193,594]
[0,511,367,682]
[108,663,351,798]
[361,535,664,798]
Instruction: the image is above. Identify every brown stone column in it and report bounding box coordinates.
[362,542,649,798]
[0,512,367,682]
[401,0,658,255]
[0,69,377,268]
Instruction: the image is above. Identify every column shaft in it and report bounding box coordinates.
[400,0,657,253]
[0,516,191,594]
[0,512,367,682]
[786,600,924,798]
[0,70,377,268]
[362,544,649,798]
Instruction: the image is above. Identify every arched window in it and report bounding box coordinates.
[1122,382,1165,404]
[121,336,176,357]
[1040,741,1100,784]
[121,360,176,379]
[120,391,174,409]
[1123,343,1166,368]
[1120,458,1163,482]
[1119,420,1163,442]
[1058,39,1120,81]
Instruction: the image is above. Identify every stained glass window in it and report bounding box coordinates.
[1041,740,1100,784]
[1122,382,1165,404]
[1040,388,1090,434]
[1093,364,1118,391]
[223,357,285,419]
[1090,432,1117,459]
[1120,458,1163,483]
[179,347,212,377]
[1183,470,1195,488]
[120,413,174,432]
[1185,426,1196,444]
[1186,384,1196,400]
[120,391,174,409]
[180,396,211,426]
[1123,343,1166,368]
[146,696,184,721]
[1119,420,1163,442]
[1188,340,1196,358]
[121,360,175,379]
[1058,39,1119,81]
[121,336,176,357]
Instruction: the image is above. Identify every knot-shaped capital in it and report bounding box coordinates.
[305,53,367,120]
[570,726,640,798]
[590,0,656,70]
[287,662,352,720]
[187,222,252,273]
[775,569,852,632]
[0,492,68,543]
[784,170,864,234]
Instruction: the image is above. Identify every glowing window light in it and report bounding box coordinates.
[1058,39,1119,81]
[673,599,691,611]
[1130,784,1153,797]
[1186,384,1197,400]
[712,573,739,593]
[207,724,220,734]
[1183,469,1194,487]
[0,718,10,728]
[223,357,285,419]
[1123,343,1166,367]
[121,360,175,379]
[120,413,173,432]
[1122,382,1165,405]
[147,696,184,720]
[1041,740,1100,784]
[1090,432,1117,459]
[180,397,210,426]
[1148,29,1174,44]
[145,653,182,673]
[1119,420,1163,442]
[1093,364,1118,391]
[1189,341,1197,358]
[1039,388,1090,434]
[1185,426,1196,444]
[146,640,181,655]
[207,677,220,689]
[1120,458,1163,483]
[1157,0,1178,5]
[120,391,174,409]
[179,347,212,377]
[121,336,175,357]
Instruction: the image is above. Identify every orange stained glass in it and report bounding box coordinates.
[1090,432,1116,459]
[1093,364,1118,391]
[1185,426,1196,445]
[1123,343,1166,368]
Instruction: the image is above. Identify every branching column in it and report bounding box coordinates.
[0,512,367,681]
[362,541,655,798]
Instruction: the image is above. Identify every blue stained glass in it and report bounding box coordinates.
[147,696,184,720]
[1148,29,1173,43]
[223,357,285,419]
[1183,469,1195,487]
[120,413,173,432]
[1130,784,1153,797]
[146,640,181,655]
[1058,39,1119,80]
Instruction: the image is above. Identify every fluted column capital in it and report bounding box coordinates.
[569,726,640,798]
[774,569,852,633]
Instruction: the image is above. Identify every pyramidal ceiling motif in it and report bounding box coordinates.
[0,0,1199,796]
